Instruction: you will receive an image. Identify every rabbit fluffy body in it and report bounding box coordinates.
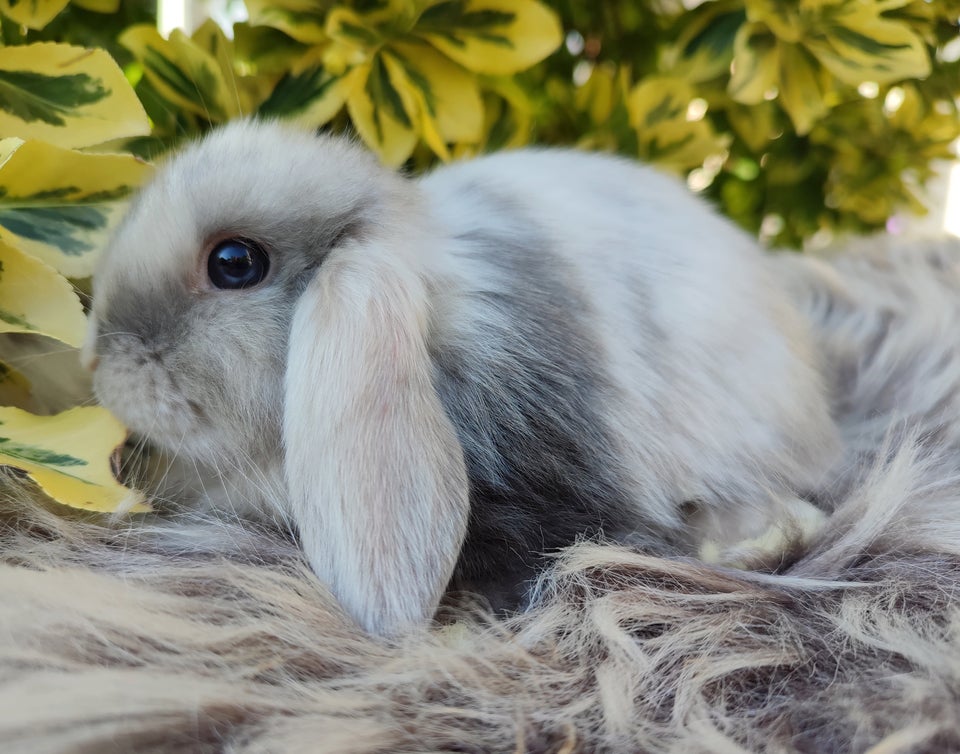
[88,121,840,635]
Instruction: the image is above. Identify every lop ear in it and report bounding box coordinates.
[283,242,469,636]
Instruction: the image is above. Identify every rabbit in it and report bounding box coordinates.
[85,119,841,636]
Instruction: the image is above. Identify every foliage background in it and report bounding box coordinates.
[0,0,958,511]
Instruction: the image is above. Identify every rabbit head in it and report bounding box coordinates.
[87,121,469,635]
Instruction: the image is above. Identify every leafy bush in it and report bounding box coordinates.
[0,0,958,511]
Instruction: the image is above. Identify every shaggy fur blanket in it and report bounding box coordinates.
[2,237,960,753]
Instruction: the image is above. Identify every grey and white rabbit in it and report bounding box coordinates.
[86,120,840,635]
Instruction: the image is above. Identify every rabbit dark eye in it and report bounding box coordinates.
[207,240,269,289]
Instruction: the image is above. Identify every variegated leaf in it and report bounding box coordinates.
[390,40,483,144]
[0,43,149,148]
[0,0,69,30]
[744,0,804,43]
[0,138,152,278]
[380,51,449,159]
[120,25,239,122]
[778,42,831,135]
[326,6,384,50]
[233,22,310,75]
[574,62,618,126]
[729,22,780,104]
[669,1,744,83]
[258,63,350,127]
[0,239,85,347]
[0,405,147,513]
[476,76,534,153]
[725,100,780,153]
[416,0,561,75]
[245,0,332,44]
[806,7,930,85]
[71,0,121,11]
[628,76,724,170]
[346,58,418,167]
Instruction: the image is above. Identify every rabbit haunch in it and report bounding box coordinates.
[87,120,840,635]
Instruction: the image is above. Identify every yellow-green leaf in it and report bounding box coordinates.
[726,100,779,153]
[778,42,831,135]
[381,51,448,159]
[668,1,744,83]
[0,239,85,347]
[0,405,147,513]
[417,0,561,75]
[476,75,534,152]
[71,0,120,12]
[258,63,350,127]
[391,40,483,143]
[0,0,68,30]
[806,8,930,86]
[233,22,310,75]
[120,25,239,122]
[745,0,805,43]
[627,76,724,170]
[350,0,418,30]
[0,43,150,148]
[574,62,618,126]
[729,22,780,104]
[346,59,418,167]
[0,138,152,278]
[190,19,264,117]
[326,6,384,51]
[245,0,331,44]
[628,76,689,131]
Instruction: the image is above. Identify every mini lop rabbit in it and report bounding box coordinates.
[87,120,840,635]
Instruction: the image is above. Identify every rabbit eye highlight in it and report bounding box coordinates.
[207,240,269,290]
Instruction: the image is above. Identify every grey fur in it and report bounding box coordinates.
[432,186,649,606]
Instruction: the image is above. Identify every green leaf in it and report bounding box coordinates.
[627,76,724,170]
[0,138,152,278]
[326,7,384,48]
[669,2,745,83]
[390,40,483,144]
[245,0,332,44]
[0,405,147,513]
[778,42,831,135]
[0,239,86,347]
[71,0,121,11]
[258,66,349,126]
[729,22,780,104]
[367,52,413,130]
[0,68,108,126]
[346,60,417,166]
[120,25,239,123]
[0,0,69,30]
[0,43,149,148]
[744,0,805,43]
[807,7,930,85]
[0,435,86,466]
[233,22,309,74]
[417,0,562,75]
